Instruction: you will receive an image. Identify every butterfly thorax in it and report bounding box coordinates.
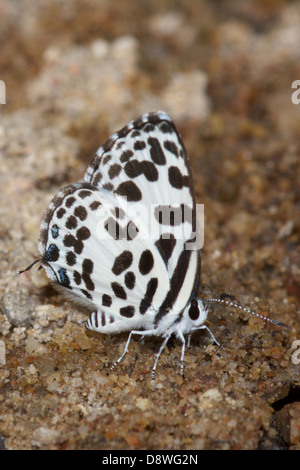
[148,299,207,338]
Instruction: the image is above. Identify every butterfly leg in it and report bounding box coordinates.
[177,330,186,376]
[110,330,149,373]
[110,329,173,379]
[194,325,223,349]
[110,331,134,373]
[151,334,171,380]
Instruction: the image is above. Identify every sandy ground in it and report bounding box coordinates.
[0,0,299,450]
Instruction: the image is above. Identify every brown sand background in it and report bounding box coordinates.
[0,0,299,449]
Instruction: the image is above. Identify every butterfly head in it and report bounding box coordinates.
[180,298,208,333]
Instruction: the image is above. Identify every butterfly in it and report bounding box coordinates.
[19,111,285,379]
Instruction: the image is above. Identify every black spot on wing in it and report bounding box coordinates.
[164,140,179,157]
[103,183,114,191]
[82,258,94,274]
[76,226,91,240]
[123,160,140,178]
[63,234,84,254]
[133,140,146,150]
[90,200,101,211]
[93,173,102,187]
[148,137,166,165]
[82,272,95,291]
[160,122,173,134]
[74,206,88,221]
[79,190,92,199]
[131,130,140,138]
[124,160,158,182]
[58,268,70,287]
[57,208,66,219]
[143,123,155,133]
[139,250,154,275]
[108,163,122,179]
[112,250,133,275]
[140,161,159,181]
[51,225,59,239]
[102,155,112,165]
[124,271,135,289]
[116,140,125,149]
[102,294,112,307]
[114,181,142,202]
[44,244,59,262]
[81,289,93,300]
[66,215,78,230]
[120,150,134,163]
[120,305,135,318]
[65,196,76,208]
[74,271,81,285]
[111,282,127,300]
[168,166,190,189]
[66,251,76,266]
[79,258,94,291]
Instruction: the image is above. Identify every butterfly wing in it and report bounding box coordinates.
[84,111,201,331]
[39,111,201,336]
[39,182,171,333]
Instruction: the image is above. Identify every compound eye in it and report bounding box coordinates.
[188,300,199,320]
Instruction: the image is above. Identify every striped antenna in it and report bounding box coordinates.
[204,297,289,329]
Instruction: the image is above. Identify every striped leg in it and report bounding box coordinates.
[151,334,171,380]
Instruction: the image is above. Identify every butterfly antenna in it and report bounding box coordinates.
[204,297,289,329]
[16,259,41,275]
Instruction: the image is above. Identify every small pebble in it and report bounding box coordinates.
[0,341,6,365]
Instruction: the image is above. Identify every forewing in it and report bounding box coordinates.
[84,111,201,325]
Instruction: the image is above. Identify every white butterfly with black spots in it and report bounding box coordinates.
[36,111,217,378]
[34,111,283,379]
